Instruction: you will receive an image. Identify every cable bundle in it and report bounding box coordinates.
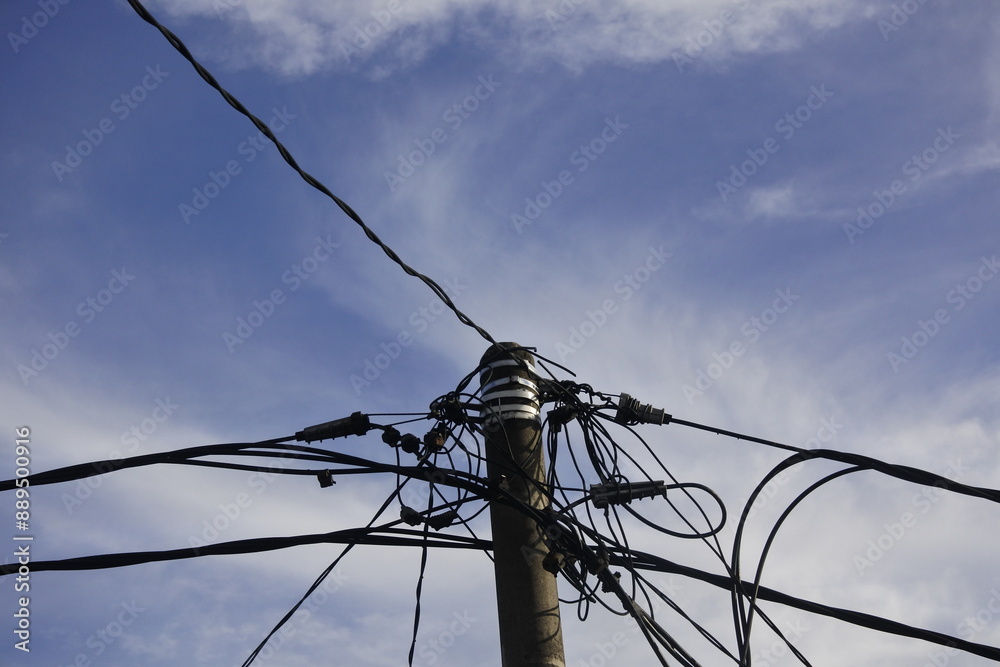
[7,353,1000,666]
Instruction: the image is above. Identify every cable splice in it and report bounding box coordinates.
[295,411,372,443]
[590,481,668,508]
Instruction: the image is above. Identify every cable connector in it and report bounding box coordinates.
[600,571,622,593]
[587,546,610,575]
[495,474,510,493]
[296,412,372,443]
[317,470,336,488]
[590,481,667,508]
[614,393,670,426]
[400,505,423,526]
[399,433,421,454]
[381,426,401,447]
[542,550,567,575]
[542,551,564,574]
[547,405,577,433]
[426,510,459,530]
[430,394,468,424]
[423,424,447,451]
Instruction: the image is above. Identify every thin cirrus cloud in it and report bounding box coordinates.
[3,0,999,665]
[154,0,875,76]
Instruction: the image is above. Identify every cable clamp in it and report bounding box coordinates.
[481,388,540,404]
[480,358,536,380]
[481,405,541,426]
[481,374,538,395]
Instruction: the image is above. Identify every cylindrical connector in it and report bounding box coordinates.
[614,393,670,426]
[589,481,667,508]
[296,411,372,443]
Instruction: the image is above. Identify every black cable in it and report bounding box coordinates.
[0,437,295,491]
[548,485,1000,665]
[728,446,1000,658]
[668,416,805,454]
[594,565,678,667]
[407,486,435,666]
[668,416,1000,509]
[241,541,359,666]
[1,440,501,508]
[240,482,409,666]
[611,548,1000,663]
[0,527,490,576]
[737,467,860,666]
[634,601,704,667]
[124,0,499,349]
[633,571,738,663]
[595,413,730,550]
[243,454,492,666]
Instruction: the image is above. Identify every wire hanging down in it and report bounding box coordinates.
[8,2,978,665]
[9,368,1000,663]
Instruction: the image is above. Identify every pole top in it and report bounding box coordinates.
[480,342,535,367]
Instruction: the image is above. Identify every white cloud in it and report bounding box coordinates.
[154,0,874,76]
[745,183,797,219]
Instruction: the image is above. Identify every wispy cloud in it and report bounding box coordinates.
[155,0,874,76]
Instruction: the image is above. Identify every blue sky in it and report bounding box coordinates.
[2,0,1000,665]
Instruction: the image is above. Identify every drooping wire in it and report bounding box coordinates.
[244,471,454,667]
[0,526,490,576]
[407,480,435,666]
[633,571,738,662]
[19,348,1000,666]
[734,466,861,666]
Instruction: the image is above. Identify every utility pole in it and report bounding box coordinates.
[479,343,566,667]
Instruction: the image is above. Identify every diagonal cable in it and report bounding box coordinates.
[125,0,499,348]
